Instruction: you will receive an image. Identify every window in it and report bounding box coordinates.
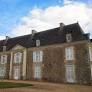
[65,64,75,83]
[3,46,6,52]
[14,52,22,63]
[14,66,20,80]
[65,47,74,60]
[89,47,92,61]
[66,34,72,42]
[36,40,40,47]
[89,47,92,78]
[34,64,41,79]
[1,55,7,64]
[91,65,92,78]
[0,67,6,77]
[33,51,43,62]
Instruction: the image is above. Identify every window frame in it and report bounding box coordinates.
[13,66,20,79]
[0,67,6,77]
[65,47,74,60]
[14,52,22,63]
[66,34,72,42]
[1,55,7,64]
[33,51,43,62]
[36,40,40,47]
[89,47,92,61]
[65,64,75,83]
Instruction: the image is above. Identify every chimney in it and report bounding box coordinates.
[60,23,65,30]
[3,36,10,52]
[32,30,37,36]
[6,36,10,41]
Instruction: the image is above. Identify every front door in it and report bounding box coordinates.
[14,66,20,80]
[34,64,41,79]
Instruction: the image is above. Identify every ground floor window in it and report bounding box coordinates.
[91,65,92,78]
[13,66,20,80]
[34,64,41,79]
[65,64,75,83]
[0,67,6,77]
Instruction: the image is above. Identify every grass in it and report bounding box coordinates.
[0,82,33,89]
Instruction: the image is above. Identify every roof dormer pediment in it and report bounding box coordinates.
[11,44,25,51]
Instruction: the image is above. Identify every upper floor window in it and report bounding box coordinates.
[89,47,92,61]
[14,52,22,63]
[66,34,72,42]
[36,40,40,47]
[1,55,7,64]
[65,47,74,60]
[33,51,43,62]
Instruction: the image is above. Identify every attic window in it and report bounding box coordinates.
[3,46,6,52]
[66,34,72,42]
[36,40,40,47]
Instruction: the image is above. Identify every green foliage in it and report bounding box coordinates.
[0,82,33,89]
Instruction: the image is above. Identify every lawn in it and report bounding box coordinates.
[0,82,33,89]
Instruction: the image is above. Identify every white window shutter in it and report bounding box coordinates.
[4,55,7,63]
[89,47,92,61]
[69,48,72,60]
[36,51,39,62]
[1,56,3,64]
[19,52,22,63]
[14,54,17,63]
[33,51,36,62]
[91,65,92,77]
[71,48,74,60]
[65,48,69,60]
[40,51,43,62]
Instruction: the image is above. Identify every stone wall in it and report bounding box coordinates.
[75,43,91,84]
[26,50,33,80]
[42,47,65,83]
[26,41,91,84]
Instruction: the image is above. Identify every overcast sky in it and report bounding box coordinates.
[0,0,92,40]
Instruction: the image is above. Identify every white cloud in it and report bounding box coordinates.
[11,0,92,38]
[0,36,5,40]
[64,0,73,5]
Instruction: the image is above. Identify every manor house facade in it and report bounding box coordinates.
[0,22,92,84]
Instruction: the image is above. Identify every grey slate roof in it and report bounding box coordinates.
[0,23,90,52]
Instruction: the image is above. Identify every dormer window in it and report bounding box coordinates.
[3,46,6,52]
[36,40,40,47]
[66,34,72,42]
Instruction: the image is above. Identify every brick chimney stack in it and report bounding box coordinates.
[60,23,65,30]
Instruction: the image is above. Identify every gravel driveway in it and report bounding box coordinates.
[0,80,92,92]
